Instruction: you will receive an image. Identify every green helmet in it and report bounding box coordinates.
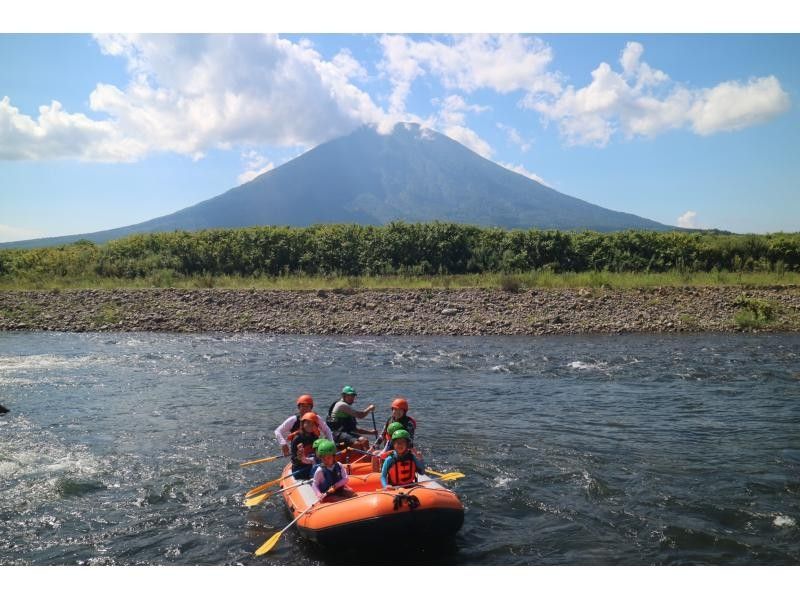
[341,385,356,396]
[316,439,337,457]
[387,422,405,436]
[391,429,411,441]
[312,438,324,450]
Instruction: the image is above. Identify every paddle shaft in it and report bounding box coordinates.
[240,454,284,468]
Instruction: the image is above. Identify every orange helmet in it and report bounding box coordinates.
[296,394,314,407]
[391,397,409,412]
[300,411,319,423]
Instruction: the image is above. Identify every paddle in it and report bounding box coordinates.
[245,469,307,499]
[254,502,318,557]
[239,455,283,468]
[426,468,466,480]
[244,479,311,508]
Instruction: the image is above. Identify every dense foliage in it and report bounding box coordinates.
[2,223,799,282]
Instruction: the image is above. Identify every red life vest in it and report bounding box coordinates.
[387,452,418,486]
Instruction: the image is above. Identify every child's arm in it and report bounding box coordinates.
[380,454,394,487]
[311,467,325,498]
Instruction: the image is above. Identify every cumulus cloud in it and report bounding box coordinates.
[237,150,275,184]
[2,34,386,162]
[0,96,145,161]
[379,34,560,114]
[499,162,547,185]
[429,94,493,158]
[528,41,791,147]
[677,210,698,228]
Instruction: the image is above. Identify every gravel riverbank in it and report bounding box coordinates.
[2,287,800,335]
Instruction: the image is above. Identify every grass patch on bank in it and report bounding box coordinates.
[2,270,800,291]
[732,295,779,330]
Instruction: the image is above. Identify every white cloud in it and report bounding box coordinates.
[0,96,145,161]
[528,42,791,147]
[497,122,532,152]
[677,210,698,228]
[441,124,494,158]
[237,150,275,184]
[2,34,387,162]
[379,34,560,114]
[0,223,45,242]
[689,76,790,135]
[428,94,493,158]
[499,162,547,185]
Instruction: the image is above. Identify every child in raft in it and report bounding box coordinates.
[371,421,405,472]
[289,412,321,480]
[312,440,355,501]
[380,429,426,489]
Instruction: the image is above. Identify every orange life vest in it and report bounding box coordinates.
[387,452,418,486]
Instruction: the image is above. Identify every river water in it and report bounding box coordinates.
[0,332,798,565]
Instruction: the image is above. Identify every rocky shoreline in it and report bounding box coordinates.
[1,287,800,335]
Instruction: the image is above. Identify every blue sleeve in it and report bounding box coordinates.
[413,453,425,474]
[381,454,394,487]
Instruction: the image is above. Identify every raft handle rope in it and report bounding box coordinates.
[392,492,421,511]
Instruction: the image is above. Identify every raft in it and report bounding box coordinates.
[278,462,464,545]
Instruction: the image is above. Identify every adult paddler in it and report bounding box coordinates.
[326,385,376,451]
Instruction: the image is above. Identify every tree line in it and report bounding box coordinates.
[2,222,799,280]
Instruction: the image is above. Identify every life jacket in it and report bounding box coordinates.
[386,451,418,486]
[290,429,320,468]
[383,414,417,441]
[286,413,322,442]
[327,400,357,433]
[317,462,344,494]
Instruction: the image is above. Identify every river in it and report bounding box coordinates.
[1,332,798,565]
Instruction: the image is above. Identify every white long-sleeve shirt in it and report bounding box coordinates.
[274,413,333,447]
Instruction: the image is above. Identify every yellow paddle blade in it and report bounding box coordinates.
[427,469,465,479]
[240,455,280,468]
[245,477,281,498]
[254,531,283,556]
[244,490,274,507]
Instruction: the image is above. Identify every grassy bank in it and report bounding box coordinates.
[3,270,800,291]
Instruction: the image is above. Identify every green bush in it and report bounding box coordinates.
[2,225,800,284]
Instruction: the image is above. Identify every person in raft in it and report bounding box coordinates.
[311,439,355,501]
[326,385,376,450]
[371,421,406,472]
[379,396,416,442]
[289,412,322,480]
[381,429,426,489]
[275,394,333,457]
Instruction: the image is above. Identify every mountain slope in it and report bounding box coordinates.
[3,123,669,248]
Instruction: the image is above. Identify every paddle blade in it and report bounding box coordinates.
[427,469,465,479]
[244,491,273,507]
[254,531,283,556]
[240,455,280,468]
[245,478,280,498]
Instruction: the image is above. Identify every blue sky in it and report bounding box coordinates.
[1,33,798,241]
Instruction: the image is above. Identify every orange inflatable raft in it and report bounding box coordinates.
[278,462,464,545]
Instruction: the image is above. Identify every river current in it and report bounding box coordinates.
[1,332,798,565]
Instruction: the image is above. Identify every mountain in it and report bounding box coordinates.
[3,123,669,248]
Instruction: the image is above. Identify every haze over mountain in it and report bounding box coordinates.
[4,123,669,248]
